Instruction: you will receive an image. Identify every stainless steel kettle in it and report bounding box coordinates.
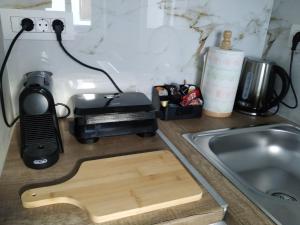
[235,57,289,115]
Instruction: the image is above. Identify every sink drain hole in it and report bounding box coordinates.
[270,192,297,202]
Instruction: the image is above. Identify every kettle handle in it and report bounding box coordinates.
[260,65,289,113]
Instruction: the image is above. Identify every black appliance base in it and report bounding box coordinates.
[74,119,157,144]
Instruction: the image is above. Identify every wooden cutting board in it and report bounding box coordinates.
[21,150,202,223]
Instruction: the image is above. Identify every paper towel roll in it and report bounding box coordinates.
[201,47,244,117]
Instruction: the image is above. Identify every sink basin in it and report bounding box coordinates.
[183,124,300,225]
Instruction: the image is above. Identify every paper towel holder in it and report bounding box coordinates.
[220,30,232,50]
[201,30,245,118]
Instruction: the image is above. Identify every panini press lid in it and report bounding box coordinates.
[73,92,154,115]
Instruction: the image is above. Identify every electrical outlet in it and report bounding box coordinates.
[0,9,74,40]
[288,24,300,49]
[35,18,50,32]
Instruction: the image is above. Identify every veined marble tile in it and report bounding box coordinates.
[264,0,300,124]
[0,0,273,117]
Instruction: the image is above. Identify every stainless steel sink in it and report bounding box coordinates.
[183,123,300,225]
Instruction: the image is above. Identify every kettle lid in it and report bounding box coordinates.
[245,57,274,65]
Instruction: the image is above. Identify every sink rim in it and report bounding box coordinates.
[187,123,300,202]
[183,123,300,225]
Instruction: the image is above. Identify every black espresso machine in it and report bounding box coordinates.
[19,71,63,169]
[72,92,157,143]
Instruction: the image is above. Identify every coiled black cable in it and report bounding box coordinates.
[55,102,71,119]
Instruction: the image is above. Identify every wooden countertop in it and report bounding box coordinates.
[0,120,224,225]
[158,112,288,225]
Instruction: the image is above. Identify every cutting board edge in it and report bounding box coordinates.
[21,194,84,209]
[20,150,204,224]
[90,192,203,223]
[21,189,203,224]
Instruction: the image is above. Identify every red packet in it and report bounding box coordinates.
[180,89,200,107]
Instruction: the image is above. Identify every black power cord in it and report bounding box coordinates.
[52,19,123,93]
[0,18,34,127]
[280,32,300,109]
[280,50,298,109]
[55,103,71,119]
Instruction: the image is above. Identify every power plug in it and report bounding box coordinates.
[21,18,34,31]
[52,19,64,41]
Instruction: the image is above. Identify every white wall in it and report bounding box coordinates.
[0,0,274,169]
[0,0,273,118]
[0,19,12,173]
[264,0,300,124]
[0,107,12,174]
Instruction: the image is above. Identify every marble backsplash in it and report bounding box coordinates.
[0,0,274,118]
[263,0,300,124]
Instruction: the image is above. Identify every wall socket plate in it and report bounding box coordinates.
[0,9,74,40]
[288,24,300,49]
